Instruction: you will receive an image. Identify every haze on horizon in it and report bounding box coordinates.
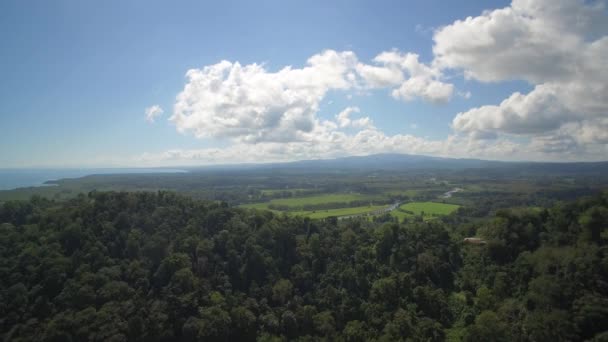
[1,0,607,168]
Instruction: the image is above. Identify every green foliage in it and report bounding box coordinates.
[398,201,460,217]
[463,310,509,342]
[1,190,608,340]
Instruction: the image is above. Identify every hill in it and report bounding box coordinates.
[1,191,608,340]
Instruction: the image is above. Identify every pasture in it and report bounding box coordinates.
[391,201,460,221]
[241,193,375,210]
[270,193,369,206]
[292,205,388,219]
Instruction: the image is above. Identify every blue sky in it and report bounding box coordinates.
[1,0,606,167]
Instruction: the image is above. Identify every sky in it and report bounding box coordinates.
[0,0,607,167]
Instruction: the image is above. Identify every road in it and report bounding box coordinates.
[339,201,401,219]
[441,187,463,198]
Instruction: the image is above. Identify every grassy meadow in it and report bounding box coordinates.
[241,193,375,209]
[291,205,388,219]
[391,201,460,221]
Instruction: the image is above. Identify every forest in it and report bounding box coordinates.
[1,190,608,341]
[3,0,608,340]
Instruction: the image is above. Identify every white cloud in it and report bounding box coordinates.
[336,107,357,127]
[169,49,455,145]
[170,50,358,143]
[336,106,372,129]
[137,127,608,166]
[452,85,574,136]
[139,117,607,167]
[358,50,454,103]
[137,130,527,166]
[355,63,403,88]
[433,0,607,83]
[139,0,607,165]
[437,0,608,155]
[391,75,453,104]
[145,105,164,123]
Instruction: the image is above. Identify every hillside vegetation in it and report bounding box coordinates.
[1,191,608,341]
[391,202,460,221]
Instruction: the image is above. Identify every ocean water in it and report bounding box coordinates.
[0,168,186,191]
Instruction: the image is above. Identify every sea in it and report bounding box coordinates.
[0,168,187,191]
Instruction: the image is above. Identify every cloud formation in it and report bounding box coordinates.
[169,51,358,143]
[169,49,453,144]
[138,130,527,166]
[358,51,454,103]
[439,0,608,154]
[336,107,372,129]
[145,105,164,123]
[143,0,607,165]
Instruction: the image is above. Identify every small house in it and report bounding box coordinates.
[463,237,487,245]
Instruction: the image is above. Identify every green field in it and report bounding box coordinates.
[292,205,388,219]
[391,201,460,221]
[271,193,369,206]
[401,201,460,215]
[242,193,373,210]
[240,192,387,219]
[243,195,461,221]
[242,202,387,219]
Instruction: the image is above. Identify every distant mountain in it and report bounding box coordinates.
[182,153,495,172]
[271,153,503,170]
[185,153,608,174]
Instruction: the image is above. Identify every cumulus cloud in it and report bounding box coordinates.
[169,49,454,145]
[358,50,454,103]
[140,116,605,167]
[140,0,607,165]
[138,125,608,166]
[145,105,164,123]
[170,50,358,143]
[336,106,372,129]
[438,0,608,155]
[433,0,607,83]
[355,63,403,88]
[452,85,574,136]
[137,129,526,166]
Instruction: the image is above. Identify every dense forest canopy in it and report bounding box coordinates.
[1,191,608,341]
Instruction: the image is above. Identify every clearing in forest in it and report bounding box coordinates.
[391,201,460,220]
[242,193,373,210]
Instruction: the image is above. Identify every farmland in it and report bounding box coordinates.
[400,201,460,215]
[240,189,462,220]
[240,192,390,219]
[268,193,371,206]
[390,201,460,221]
[240,193,379,209]
[2,157,605,223]
[290,205,389,219]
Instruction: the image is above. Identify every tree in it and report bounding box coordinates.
[464,311,509,342]
[272,278,293,305]
[313,311,335,337]
[523,310,576,341]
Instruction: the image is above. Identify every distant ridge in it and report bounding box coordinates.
[184,153,608,173]
[273,153,501,170]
